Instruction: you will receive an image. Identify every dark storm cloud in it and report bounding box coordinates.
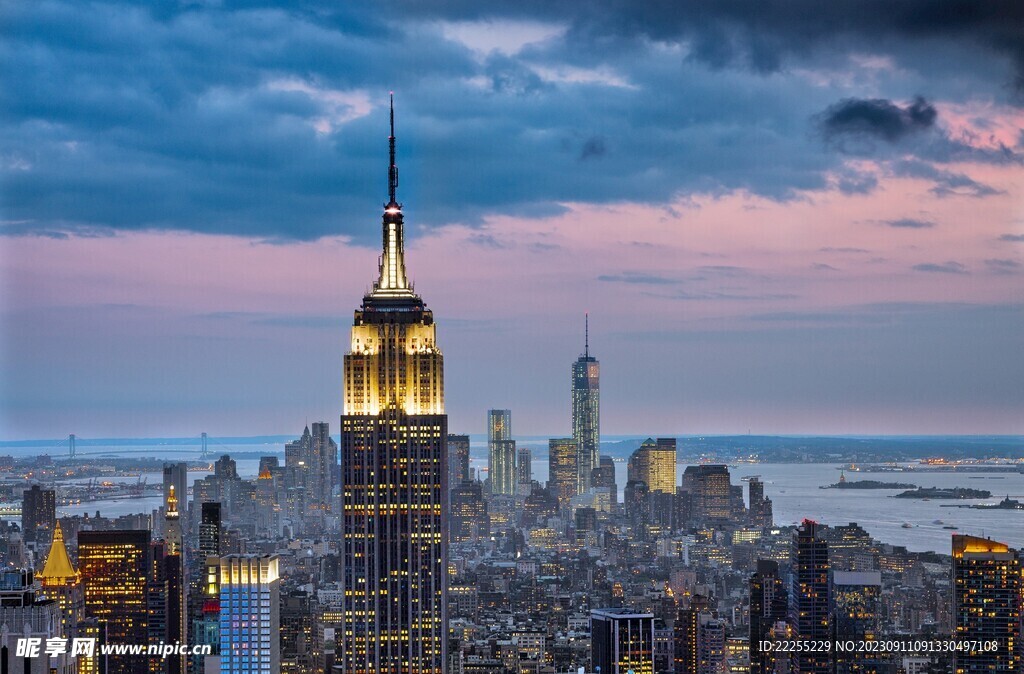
[1,0,1020,241]
[390,0,1024,88]
[820,97,937,143]
[1000,233,1024,242]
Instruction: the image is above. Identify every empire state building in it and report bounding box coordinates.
[340,97,448,674]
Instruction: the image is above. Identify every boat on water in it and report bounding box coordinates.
[901,522,913,528]
[932,519,944,525]
[943,525,958,530]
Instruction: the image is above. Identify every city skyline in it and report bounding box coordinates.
[2,2,1024,440]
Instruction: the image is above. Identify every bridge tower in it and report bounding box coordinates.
[68,434,76,459]
[200,432,209,460]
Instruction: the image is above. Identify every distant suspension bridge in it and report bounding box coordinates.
[59,432,217,459]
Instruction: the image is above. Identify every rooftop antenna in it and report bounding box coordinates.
[585,312,589,358]
[388,92,398,205]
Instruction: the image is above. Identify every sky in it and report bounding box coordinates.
[1,1,1023,440]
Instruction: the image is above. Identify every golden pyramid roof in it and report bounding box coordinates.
[39,521,78,583]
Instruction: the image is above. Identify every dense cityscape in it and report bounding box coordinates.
[0,102,1022,674]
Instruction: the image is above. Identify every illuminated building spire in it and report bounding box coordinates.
[40,521,78,583]
[373,93,412,297]
[585,312,589,358]
[167,483,179,517]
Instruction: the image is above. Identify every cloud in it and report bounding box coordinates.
[885,218,935,229]
[597,272,680,285]
[912,261,968,274]
[819,246,870,253]
[1,0,1021,242]
[819,96,937,144]
[984,258,1021,274]
[893,160,1002,198]
[579,136,606,160]
[999,233,1024,242]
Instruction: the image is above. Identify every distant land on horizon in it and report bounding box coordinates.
[1,434,1020,462]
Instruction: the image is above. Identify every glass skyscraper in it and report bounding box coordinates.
[340,97,447,674]
[571,315,599,493]
[218,555,280,674]
[488,409,515,496]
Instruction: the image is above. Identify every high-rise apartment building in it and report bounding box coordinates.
[339,98,447,674]
[571,316,600,493]
[789,520,830,674]
[218,555,281,674]
[592,608,654,674]
[951,535,1021,674]
[78,530,151,674]
[488,410,515,496]
[547,438,579,509]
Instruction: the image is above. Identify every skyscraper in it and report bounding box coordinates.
[450,481,489,543]
[38,521,83,640]
[199,501,222,558]
[628,438,676,494]
[165,485,186,674]
[79,530,151,674]
[748,560,787,674]
[951,535,1021,674]
[592,455,618,509]
[516,445,532,493]
[219,555,281,674]
[21,483,55,546]
[789,520,830,674]
[309,421,337,516]
[340,97,447,674]
[682,464,732,524]
[447,434,470,487]
[488,409,515,496]
[547,438,579,509]
[571,315,600,493]
[163,462,188,524]
[831,571,883,674]
[592,608,654,674]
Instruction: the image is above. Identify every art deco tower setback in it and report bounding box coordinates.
[572,314,600,493]
[340,97,447,674]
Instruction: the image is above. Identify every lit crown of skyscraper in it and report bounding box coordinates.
[39,521,78,583]
[370,93,413,300]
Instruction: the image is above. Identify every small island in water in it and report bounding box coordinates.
[820,470,915,490]
[821,480,916,489]
[893,487,992,499]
